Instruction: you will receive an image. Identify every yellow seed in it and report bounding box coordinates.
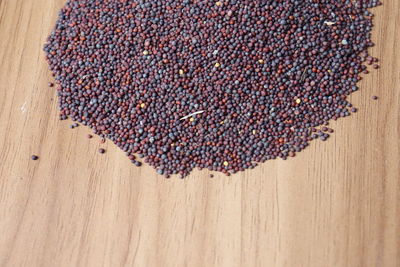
[295,99,301,104]
[223,161,229,166]
[328,69,332,73]
[143,50,149,55]
[214,62,221,68]
[220,121,224,125]
[258,59,265,64]
[252,130,257,134]
[189,117,195,122]
[179,69,185,75]
[215,1,222,6]
[140,103,146,108]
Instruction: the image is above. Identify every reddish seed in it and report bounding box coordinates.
[99,148,106,154]
[31,155,39,160]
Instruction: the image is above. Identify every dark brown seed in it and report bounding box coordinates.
[99,148,106,154]
[31,155,39,160]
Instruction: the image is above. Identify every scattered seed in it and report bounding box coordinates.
[99,148,106,154]
[31,155,39,160]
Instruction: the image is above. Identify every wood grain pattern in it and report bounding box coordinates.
[0,0,399,266]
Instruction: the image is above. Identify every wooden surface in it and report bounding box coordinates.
[0,0,399,266]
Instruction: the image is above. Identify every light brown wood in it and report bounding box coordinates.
[0,1,399,266]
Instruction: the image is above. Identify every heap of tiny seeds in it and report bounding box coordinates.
[44,0,381,178]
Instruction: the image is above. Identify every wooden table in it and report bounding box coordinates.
[0,1,399,266]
